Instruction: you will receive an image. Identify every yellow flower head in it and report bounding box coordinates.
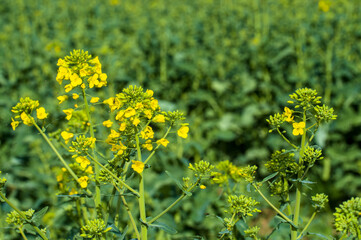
[132,117,140,126]
[90,97,99,103]
[57,95,68,104]
[140,126,154,139]
[20,112,33,126]
[72,93,79,99]
[156,138,169,147]
[76,156,90,169]
[69,188,78,195]
[283,107,294,123]
[319,0,330,12]
[11,118,20,131]
[36,107,48,120]
[177,126,189,139]
[132,160,145,174]
[124,107,136,118]
[103,120,113,128]
[142,140,153,151]
[292,122,305,136]
[152,114,165,123]
[61,131,74,144]
[119,122,127,131]
[63,108,74,120]
[78,176,89,188]
[200,185,206,190]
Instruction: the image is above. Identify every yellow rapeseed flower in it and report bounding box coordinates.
[61,131,74,144]
[119,122,127,131]
[132,160,145,174]
[283,107,294,123]
[177,126,189,139]
[152,114,165,123]
[200,185,206,190]
[36,107,48,120]
[20,112,33,126]
[72,93,79,99]
[11,118,20,131]
[142,140,153,151]
[90,97,99,103]
[76,156,90,169]
[292,122,305,136]
[124,107,136,118]
[64,84,73,93]
[69,188,78,195]
[132,117,140,126]
[156,138,169,147]
[85,166,94,174]
[78,176,89,188]
[140,126,154,139]
[63,108,74,120]
[57,95,68,104]
[103,120,113,128]
[319,0,330,12]
[70,73,82,87]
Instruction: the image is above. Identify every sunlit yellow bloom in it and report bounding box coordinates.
[111,142,127,155]
[72,93,79,99]
[119,122,127,131]
[142,140,153,151]
[78,176,89,188]
[200,185,206,190]
[131,160,145,174]
[115,110,125,121]
[177,126,189,139]
[81,83,86,89]
[140,126,154,139]
[79,67,89,77]
[132,117,140,126]
[85,166,94,174]
[292,122,305,136]
[56,173,63,182]
[57,95,68,104]
[150,99,159,110]
[319,0,330,12]
[69,188,78,195]
[283,107,294,123]
[70,73,82,87]
[103,120,113,128]
[124,107,136,118]
[143,109,152,119]
[88,74,99,88]
[156,138,169,147]
[90,97,99,103]
[63,108,74,120]
[64,84,73,93]
[11,118,19,131]
[145,89,154,97]
[152,114,165,123]
[36,107,48,120]
[135,102,143,110]
[61,131,74,144]
[76,156,90,169]
[20,112,33,126]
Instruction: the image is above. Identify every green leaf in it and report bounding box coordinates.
[148,222,177,234]
[261,172,279,183]
[165,170,184,191]
[31,206,48,225]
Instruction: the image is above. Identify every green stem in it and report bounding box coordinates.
[18,226,28,240]
[143,126,172,165]
[148,179,200,224]
[86,153,139,197]
[339,233,347,240]
[291,111,307,240]
[277,128,298,149]
[252,184,294,226]
[82,89,102,216]
[136,135,147,240]
[0,191,48,240]
[31,119,92,196]
[297,211,317,239]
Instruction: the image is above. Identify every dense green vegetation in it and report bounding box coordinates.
[1,0,360,239]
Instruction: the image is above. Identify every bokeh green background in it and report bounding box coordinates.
[1,0,361,239]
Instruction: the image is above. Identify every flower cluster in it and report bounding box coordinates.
[56,50,107,92]
[303,146,323,167]
[311,193,328,211]
[189,160,214,178]
[227,195,261,217]
[288,88,322,110]
[244,226,260,238]
[10,97,48,130]
[210,161,257,185]
[80,219,112,239]
[333,197,361,238]
[265,150,300,177]
[6,209,35,226]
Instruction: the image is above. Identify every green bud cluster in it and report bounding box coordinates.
[289,88,322,109]
[189,160,214,178]
[303,146,323,167]
[227,195,261,217]
[244,226,260,238]
[68,135,96,157]
[80,218,112,238]
[333,197,361,238]
[6,209,34,226]
[63,49,92,70]
[11,97,39,114]
[314,104,337,123]
[266,113,286,131]
[269,178,289,197]
[311,193,328,211]
[265,150,300,177]
[0,171,6,191]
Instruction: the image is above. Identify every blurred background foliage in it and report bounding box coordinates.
[1,0,361,239]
